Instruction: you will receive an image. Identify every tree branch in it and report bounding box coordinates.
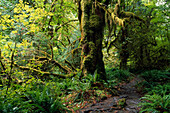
[0,49,6,71]
[13,63,75,78]
[64,60,77,71]
[32,56,72,73]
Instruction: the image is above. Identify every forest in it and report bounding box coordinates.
[0,0,169,112]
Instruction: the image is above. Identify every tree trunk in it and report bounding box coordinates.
[119,28,129,70]
[118,0,129,70]
[78,0,109,81]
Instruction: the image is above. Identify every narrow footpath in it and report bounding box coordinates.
[77,77,143,113]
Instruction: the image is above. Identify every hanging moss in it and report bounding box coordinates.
[89,42,97,55]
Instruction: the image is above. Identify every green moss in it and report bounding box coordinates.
[89,42,97,55]
[89,15,102,30]
[83,55,92,65]
[118,98,126,107]
[80,1,106,78]
[82,42,97,73]
[120,11,135,18]
[88,30,94,34]
[87,30,94,39]
[83,55,95,73]
[88,42,95,49]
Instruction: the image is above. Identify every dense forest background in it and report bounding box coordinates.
[0,0,169,112]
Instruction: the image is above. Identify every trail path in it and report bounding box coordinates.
[77,77,143,113]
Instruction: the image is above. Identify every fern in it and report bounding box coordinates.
[106,69,131,82]
[139,90,170,113]
[140,70,170,82]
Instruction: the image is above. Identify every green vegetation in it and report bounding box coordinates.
[138,70,170,113]
[0,0,169,112]
[139,84,170,113]
[0,81,69,113]
[106,68,132,82]
[138,70,169,92]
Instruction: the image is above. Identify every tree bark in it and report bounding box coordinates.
[119,28,129,70]
[78,0,109,81]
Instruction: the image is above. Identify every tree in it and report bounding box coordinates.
[78,0,110,80]
[0,0,79,78]
[105,0,169,70]
[129,0,169,70]
[78,0,145,79]
[3,0,167,82]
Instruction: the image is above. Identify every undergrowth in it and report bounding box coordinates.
[139,84,170,113]
[138,70,169,93]
[0,78,69,113]
[138,70,170,113]
[1,68,169,113]
[0,70,118,112]
[106,68,132,82]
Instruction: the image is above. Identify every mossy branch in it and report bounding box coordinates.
[49,59,72,73]
[119,11,145,23]
[31,56,72,73]
[97,1,145,28]
[13,63,75,78]
[71,48,81,55]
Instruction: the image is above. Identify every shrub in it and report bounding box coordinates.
[138,70,170,92]
[148,84,170,96]
[139,84,170,113]
[140,70,169,83]
[139,92,170,113]
[106,69,131,82]
[0,80,69,113]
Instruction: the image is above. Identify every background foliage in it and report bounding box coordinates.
[0,0,169,112]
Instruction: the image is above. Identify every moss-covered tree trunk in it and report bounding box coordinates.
[119,28,129,70]
[78,0,109,80]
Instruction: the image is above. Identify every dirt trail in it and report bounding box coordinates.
[77,77,143,113]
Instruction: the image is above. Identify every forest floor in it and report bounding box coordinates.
[77,77,144,113]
